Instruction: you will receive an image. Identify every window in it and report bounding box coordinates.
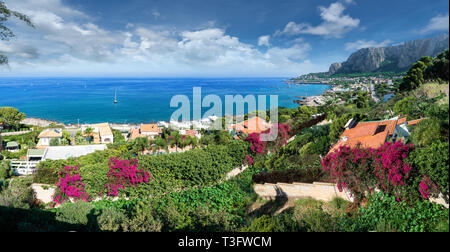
[374,125,387,135]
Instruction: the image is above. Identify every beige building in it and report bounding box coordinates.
[82,123,114,144]
[37,129,63,148]
[128,124,161,140]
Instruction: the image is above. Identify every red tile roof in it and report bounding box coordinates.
[397,117,407,125]
[407,119,424,125]
[328,116,426,155]
[141,124,160,133]
[233,116,271,135]
[129,128,143,140]
[328,119,396,154]
[184,130,198,137]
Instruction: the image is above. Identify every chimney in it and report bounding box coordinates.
[344,118,355,130]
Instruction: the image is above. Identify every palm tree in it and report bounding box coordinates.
[153,136,168,154]
[84,127,94,143]
[170,131,181,152]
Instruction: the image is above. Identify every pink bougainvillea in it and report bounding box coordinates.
[245,123,290,156]
[105,158,151,196]
[419,176,438,200]
[321,141,425,201]
[246,132,268,155]
[245,155,253,166]
[52,166,91,206]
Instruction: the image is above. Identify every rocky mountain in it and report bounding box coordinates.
[329,34,449,75]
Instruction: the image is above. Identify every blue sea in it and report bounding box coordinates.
[0,77,330,124]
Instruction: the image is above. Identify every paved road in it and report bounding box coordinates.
[0,130,32,136]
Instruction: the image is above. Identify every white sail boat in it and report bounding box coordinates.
[114,90,118,104]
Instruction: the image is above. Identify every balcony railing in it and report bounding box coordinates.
[9,160,40,176]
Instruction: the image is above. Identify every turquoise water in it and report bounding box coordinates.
[0,77,330,124]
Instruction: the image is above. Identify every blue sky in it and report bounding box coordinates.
[0,0,448,77]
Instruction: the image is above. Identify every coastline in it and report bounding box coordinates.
[287,81,334,107]
[283,79,334,85]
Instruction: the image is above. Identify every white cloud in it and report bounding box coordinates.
[258,35,271,46]
[419,13,449,34]
[152,9,161,20]
[344,39,392,51]
[0,41,39,59]
[342,0,355,5]
[276,2,359,38]
[1,0,324,77]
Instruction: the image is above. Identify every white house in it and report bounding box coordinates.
[140,123,161,138]
[37,129,63,148]
[82,123,114,144]
[26,144,107,162]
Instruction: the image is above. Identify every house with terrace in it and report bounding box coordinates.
[37,129,63,148]
[128,123,161,140]
[82,123,114,144]
[179,129,201,139]
[140,124,161,139]
[10,144,108,176]
[328,116,424,155]
[228,116,272,140]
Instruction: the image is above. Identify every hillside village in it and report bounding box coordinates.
[1,50,449,232]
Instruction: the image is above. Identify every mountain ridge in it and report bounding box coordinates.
[328,34,449,75]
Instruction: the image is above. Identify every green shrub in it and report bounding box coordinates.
[293,198,338,232]
[55,201,95,228]
[189,204,238,232]
[325,197,349,217]
[122,202,162,232]
[411,118,444,147]
[356,192,449,232]
[0,176,34,209]
[393,96,418,117]
[0,160,12,180]
[407,141,449,203]
[241,215,279,232]
[97,208,127,232]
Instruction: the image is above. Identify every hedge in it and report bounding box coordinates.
[34,141,249,198]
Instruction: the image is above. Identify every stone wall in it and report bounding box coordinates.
[254,182,354,202]
[32,183,56,204]
[254,182,449,208]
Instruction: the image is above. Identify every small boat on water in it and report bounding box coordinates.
[114,90,118,104]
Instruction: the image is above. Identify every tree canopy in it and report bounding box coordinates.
[0,1,34,64]
[0,107,25,129]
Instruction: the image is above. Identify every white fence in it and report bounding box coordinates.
[9,160,39,176]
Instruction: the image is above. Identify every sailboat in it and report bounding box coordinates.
[114,90,118,104]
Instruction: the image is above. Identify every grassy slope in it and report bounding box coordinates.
[415,82,449,105]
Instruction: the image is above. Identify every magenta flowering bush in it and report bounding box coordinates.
[52,166,91,206]
[244,123,290,167]
[419,176,439,200]
[105,158,151,196]
[321,141,432,202]
[372,142,413,193]
[244,155,253,166]
[245,123,290,156]
[246,133,268,155]
[419,177,431,200]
